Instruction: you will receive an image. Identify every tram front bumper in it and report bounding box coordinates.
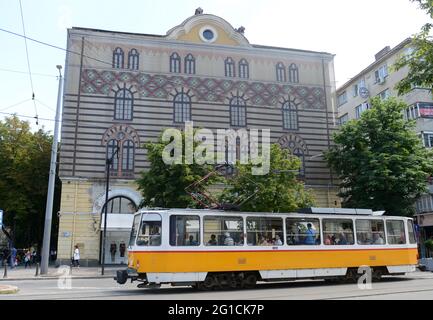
[114,268,139,285]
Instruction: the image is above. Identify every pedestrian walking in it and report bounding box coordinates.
[24,250,32,268]
[72,245,80,268]
[10,247,17,269]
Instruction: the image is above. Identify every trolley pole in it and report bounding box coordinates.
[40,65,63,275]
[101,147,119,275]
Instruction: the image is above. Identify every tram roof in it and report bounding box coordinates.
[137,207,385,216]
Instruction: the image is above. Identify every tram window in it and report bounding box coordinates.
[322,219,354,245]
[129,214,141,246]
[407,220,417,244]
[355,219,385,245]
[204,216,244,246]
[286,218,320,245]
[246,217,284,246]
[386,220,406,244]
[136,214,162,246]
[169,215,200,246]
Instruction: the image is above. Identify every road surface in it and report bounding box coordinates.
[1,271,433,300]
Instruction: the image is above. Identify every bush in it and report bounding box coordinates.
[425,239,433,251]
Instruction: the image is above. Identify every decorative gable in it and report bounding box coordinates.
[165,13,251,47]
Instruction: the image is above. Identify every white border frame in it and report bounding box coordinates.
[199,25,218,43]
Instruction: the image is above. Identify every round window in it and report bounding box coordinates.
[202,29,214,41]
[199,26,218,43]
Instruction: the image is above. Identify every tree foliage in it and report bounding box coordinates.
[220,143,315,212]
[394,0,433,94]
[136,131,219,208]
[0,116,60,249]
[326,97,433,216]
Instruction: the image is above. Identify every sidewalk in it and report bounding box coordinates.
[0,265,121,281]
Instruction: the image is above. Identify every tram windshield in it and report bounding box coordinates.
[136,213,162,246]
[129,213,141,246]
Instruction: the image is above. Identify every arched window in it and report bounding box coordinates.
[128,49,139,70]
[230,96,246,127]
[225,57,235,77]
[170,52,181,73]
[113,47,124,69]
[102,196,137,214]
[239,59,249,79]
[103,125,139,179]
[107,139,119,172]
[184,53,196,74]
[276,62,286,82]
[173,90,191,123]
[122,140,134,173]
[288,63,299,83]
[293,147,305,176]
[282,101,298,130]
[114,86,133,120]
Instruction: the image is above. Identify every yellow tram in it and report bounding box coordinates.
[115,207,418,289]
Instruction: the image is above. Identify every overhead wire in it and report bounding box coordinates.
[0,67,57,78]
[0,27,112,67]
[18,0,39,126]
[0,98,32,112]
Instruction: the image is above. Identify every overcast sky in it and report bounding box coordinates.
[0,0,429,133]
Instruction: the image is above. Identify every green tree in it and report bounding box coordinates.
[394,0,433,94]
[326,97,433,216]
[220,143,315,212]
[136,131,219,208]
[0,116,60,249]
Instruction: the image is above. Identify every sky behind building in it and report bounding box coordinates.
[0,0,429,133]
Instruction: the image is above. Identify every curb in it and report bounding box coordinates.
[0,285,19,294]
[0,275,115,281]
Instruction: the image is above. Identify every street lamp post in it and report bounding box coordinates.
[40,65,63,275]
[101,146,119,275]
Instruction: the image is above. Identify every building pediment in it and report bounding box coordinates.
[165,13,251,47]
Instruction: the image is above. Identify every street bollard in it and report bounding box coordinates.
[3,260,7,279]
[35,263,39,276]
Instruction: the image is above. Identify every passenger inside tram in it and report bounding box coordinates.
[207,234,217,246]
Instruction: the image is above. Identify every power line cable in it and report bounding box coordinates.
[0,67,57,78]
[18,0,38,126]
[35,99,56,112]
[0,110,75,125]
[0,27,112,66]
[0,98,32,112]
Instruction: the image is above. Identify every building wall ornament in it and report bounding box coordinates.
[101,124,140,146]
[92,187,142,214]
[82,69,326,109]
[278,134,309,155]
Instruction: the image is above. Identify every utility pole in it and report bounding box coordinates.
[40,65,63,275]
[101,146,119,275]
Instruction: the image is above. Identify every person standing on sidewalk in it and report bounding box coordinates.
[73,245,80,268]
[24,249,32,268]
[10,247,17,269]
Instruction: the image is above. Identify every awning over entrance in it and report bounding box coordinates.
[100,214,134,231]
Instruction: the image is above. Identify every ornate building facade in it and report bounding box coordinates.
[57,12,339,265]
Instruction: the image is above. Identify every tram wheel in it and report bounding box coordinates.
[199,275,216,290]
[242,273,257,289]
[344,269,359,283]
[372,269,383,282]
